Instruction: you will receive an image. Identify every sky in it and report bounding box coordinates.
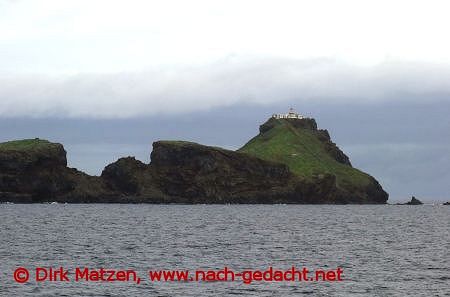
[1,0,450,201]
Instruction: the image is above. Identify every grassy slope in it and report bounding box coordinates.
[239,119,371,188]
[0,139,59,152]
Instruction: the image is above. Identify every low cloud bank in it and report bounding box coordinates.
[1,57,450,118]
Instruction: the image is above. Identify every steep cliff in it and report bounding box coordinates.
[100,142,302,203]
[100,140,386,204]
[0,117,388,204]
[148,141,299,203]
[239,117,388,203]
[0,139,114,202]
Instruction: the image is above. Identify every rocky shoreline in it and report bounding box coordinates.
[0,139,387,204]
[0,118,389,204]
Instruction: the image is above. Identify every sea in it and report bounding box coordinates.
[0,204,449,296]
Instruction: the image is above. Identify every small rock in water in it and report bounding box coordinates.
[395,196,424,205]
[406,196,423,205]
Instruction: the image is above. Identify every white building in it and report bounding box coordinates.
[272,107,304,119]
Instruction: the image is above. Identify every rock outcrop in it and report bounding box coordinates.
[0,117,389,204]
[0,139,115,203]
[239,117,388,203]
[101,141,302,203]
[100,141,386,204]
[408,196,423,205]
[396,196,424,205]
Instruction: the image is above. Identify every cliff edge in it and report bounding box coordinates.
[239,117,388,203]
[0,139,115,202]
[0,117,388,204]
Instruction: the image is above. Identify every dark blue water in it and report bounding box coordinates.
[1,204,449,296]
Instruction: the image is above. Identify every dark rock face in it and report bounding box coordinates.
[100,142,304,203]
[0,142,71,202]
[396,196,424,205]
[0,140,115,203]
[99,141,387,204]
[407,196,424,205]
[102,157,148,195]
[148,141,298,203]
[0,143,67,170]
[100,156,166,202]
[316,129,352,166]
[0,138,389,204]
[443,202,450,205]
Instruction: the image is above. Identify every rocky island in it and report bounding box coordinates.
[0,113,388,204]
[396,196,424,205]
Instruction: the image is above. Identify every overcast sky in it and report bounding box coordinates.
[1,0,449,201]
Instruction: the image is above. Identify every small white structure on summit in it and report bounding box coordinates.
[272,107,304,119]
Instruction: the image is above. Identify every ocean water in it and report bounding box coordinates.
[0,204,449,296]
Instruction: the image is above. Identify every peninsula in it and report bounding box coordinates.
[0,110,388,204]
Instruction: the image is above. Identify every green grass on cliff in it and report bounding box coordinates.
[0,138,58,152]
[157,140,193,146]
[239,119,372,188]
[156,140,229,152]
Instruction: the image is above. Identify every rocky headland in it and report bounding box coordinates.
[0,117,389,204]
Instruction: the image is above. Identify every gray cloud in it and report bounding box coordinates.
[2,57,450,118]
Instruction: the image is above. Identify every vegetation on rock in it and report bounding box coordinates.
[239,118,384,201]
[0,117,389,204]
[0,138,58,151]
